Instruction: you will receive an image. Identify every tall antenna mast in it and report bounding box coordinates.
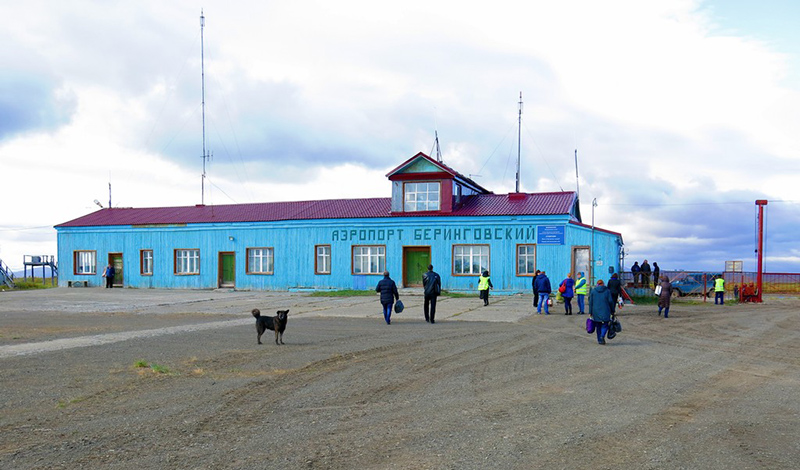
[200,10,209,205]
[434,130,442,162]
[574,149,580,200]
[516,91,523,193]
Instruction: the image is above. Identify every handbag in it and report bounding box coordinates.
[607,326,617,339]
[558,282,566,294]
[394,299,404,313]
[612,317,622,332]
[654,285,662,296]
[586,317,595,334]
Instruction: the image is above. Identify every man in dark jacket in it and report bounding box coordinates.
[589,280,615,345]
[422,265,441,323]
[641,260,652,289]
[652,262,660,287]
[631,261,641,287]
[531,269,541,310]
[607,273,622,312]
[375,271,399,325]
[534,270,551,315]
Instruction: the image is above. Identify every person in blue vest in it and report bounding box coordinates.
[631,261,641,287]
[478,270,493,306]
[375,271,399,325]
[560,273,575,315]
[589,279,615,345]
[535,270,552,315]
[422,265,441,323]
[102,263,115,288]
[574,272,589,314]
[714,275,725,305]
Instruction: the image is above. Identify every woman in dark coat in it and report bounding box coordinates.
[589,280,615,345]
[531,270,541,310]
[560,273,575,315]
[375,271,399,325]
[657,275,673,318]
[607,273,622,312]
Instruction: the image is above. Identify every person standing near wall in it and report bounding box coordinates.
[478,270,493,306]
[658,275,673,318]
[560,273,575,315]
[575,272,588,314]
[589,279,615,345]
[607,273,622,313]
[102,263,115,288]
[422,265,441,323]
[535,270,552,315]
[532,269,541,311]
[714,275,725,305]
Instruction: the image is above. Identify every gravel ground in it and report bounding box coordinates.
[0,288,798,469]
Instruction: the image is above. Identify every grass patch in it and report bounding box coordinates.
[4,278,58,290]
[308,289,377,297]
[134,359,149,368]
[133,359,173,375]
[150,363,170,374]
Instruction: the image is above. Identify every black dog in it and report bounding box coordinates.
[252,309,289,345]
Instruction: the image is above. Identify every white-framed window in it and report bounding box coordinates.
[74,250,96,275]
[140,250,153,276]
[452,244,489,276]
[516,244,537,276]
[174,249,200,275]
[247,247,274,274]
[352,245,385,275]
[404,181,440,211]
[316,245,331,275]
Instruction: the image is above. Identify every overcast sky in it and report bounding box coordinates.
[2,0,799,274]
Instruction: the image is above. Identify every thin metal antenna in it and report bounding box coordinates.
[574,149,580,200]
[108,182,112,209]
[434,130,442,162]
[200,10,209,205]
[516,92,523,193]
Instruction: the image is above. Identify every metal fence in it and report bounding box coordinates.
[618,270,800,300]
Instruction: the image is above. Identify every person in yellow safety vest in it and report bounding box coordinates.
[714,276,725,305]
[478,270,493,306]
[575,272,589,314]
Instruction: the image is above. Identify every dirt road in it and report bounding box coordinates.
[1,289,798,469]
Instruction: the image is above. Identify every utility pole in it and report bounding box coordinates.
[755,199,768,303]
[200,10,210,205]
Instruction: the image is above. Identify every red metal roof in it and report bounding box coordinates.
[55,192,578,228]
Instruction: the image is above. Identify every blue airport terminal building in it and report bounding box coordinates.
[56,153,623,292]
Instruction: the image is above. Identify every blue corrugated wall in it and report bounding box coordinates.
[57,215,622,292]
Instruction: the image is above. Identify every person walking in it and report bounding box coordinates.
[607,273,622,313]
[375,271,399,325]
[422,264,441,323]
[714,275,725,305]
[478,270,493,306]
[657,275,673,317]
[532,270,541,311]
[631,261,641,287]
[641,260,652,289]
[652,262,660,288]
[560,273,575,315]
[589,280,615,345]
[535,270,552,315]
[575,272,588,314]
[102,263,115,288]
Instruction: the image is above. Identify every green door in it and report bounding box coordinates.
[110,254,123,287]
[403,247,430,287]
[219,252,235,287]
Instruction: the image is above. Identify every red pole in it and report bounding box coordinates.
[755,200,768,303]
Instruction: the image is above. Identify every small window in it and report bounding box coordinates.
[452,244,489,276]
[516,244,537,276]
[140,250,154,276]
[404,181,440,211]
[74,250,96,275]
[174,249,200,275]
[352,245,385,275]
[315,245,331,274]
[247,247,274,274]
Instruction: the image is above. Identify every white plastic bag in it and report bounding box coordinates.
[654,285,662,296]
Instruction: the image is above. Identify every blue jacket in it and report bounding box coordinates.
[375,276,399,305]
[589,285,615,322]
[534,274,551,294]
[560,278,575,298]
